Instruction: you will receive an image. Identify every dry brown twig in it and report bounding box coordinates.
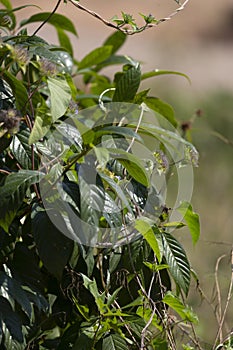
[68,0,191,35]
[213,248,233,349]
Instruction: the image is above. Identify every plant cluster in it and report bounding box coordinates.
[0,1,230,350]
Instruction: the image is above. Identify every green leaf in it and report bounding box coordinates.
[108,147,149,187]
[135,218,161,262]
[0,170,44,231]
[141,69,191,84]
[177,202,200,245]
[102,333,128,350]
[79,164,105,227]
[81,274,105,313]
[47,77,71,122]
[162,291,198,323]
[95,126,143,143]
[143,262,169,272]
[20,12,77,35]
[145,96,178,128]
[136,305,162,331]
[0,272,32,318]
[29,111,52,145]
[0,0,12,9]
[2,71,28,112]
[57,27,73,56]
[98,171,132,214]
[10,128,32,169]
[0,296,23,343]
[78,46,113,69]
[162,233,191,295]
[31,204,73,280]
[113,64,141,102]
[103,31,127,54]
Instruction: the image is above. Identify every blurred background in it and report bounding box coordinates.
[12,0,233,346]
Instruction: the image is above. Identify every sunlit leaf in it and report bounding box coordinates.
[47,76,71,122]
[163,291,198,323]
[177,201,200,245]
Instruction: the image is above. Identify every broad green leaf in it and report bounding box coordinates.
[141,69,191,84]
[20,12,77,35]
[145,96,177,128]
[57,27,73,56]
[96,55,135,70]
[0,296,23,343]
[162,233,191,295]
[0,170,44,231]
[108,148,149,187]
[163,291,198,323]
[47,77,71,122]
[0,272,32,318]
[72,333,94,350]
[136,305,162,331]
[135,218,161,262]
[113,64,141,102]
[0,0,12,9]
[31,204,73,280]
[177,202,200,245]
[10,128,33,169]
[103,31,127,54]
[29,108,52,145]
[78,46,113,69]
[2,71,28,112]
[79,164,105,226]
[102,333,128,350]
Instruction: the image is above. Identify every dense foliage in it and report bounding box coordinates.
[1,1,227,349]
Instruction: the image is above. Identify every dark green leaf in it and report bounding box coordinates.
[31,204,73,280]
[57,27,73,56]
[177,201,200,245]
[20,12,77,35]
[0,296,23,343]
[145,96,177,128]
[108,148,149,187]
[102,333,128,350]
[103,31,127,54]
[10,128,32,169]
[79,164,105,227]
[162,233,191,295]
[113,64,141,102]
[2,71,28,112]
[0,272,32,318]
[0,170,44,231]
[78,46,113,69]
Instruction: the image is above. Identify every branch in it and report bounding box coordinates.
[68,0,191,35]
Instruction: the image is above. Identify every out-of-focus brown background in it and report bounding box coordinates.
[11,0,233,345]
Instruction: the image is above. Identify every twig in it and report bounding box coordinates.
[213,249,233,349]
[68,0,191,35]
[214,254,226,343]
[32,0,62,36]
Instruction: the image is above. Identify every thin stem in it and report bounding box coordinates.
[213,249,233,349]
[32,0,62,36]
[69,0,191,35]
